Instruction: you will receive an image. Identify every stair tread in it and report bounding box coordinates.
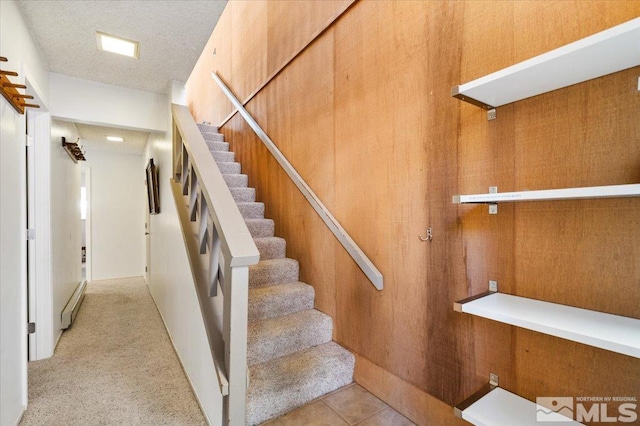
[222,173,248,188]
[217,162,241,174]
[248,309,332,366]
[205,140,229,151]
[237,202,265,219]
[211,151,235,162]
[248,282,314,321]
[246,341,355,425]
[249,258,299,287]
[229,187,256,203]
[197,123,219,133]
[253,237,286,260]
[245,218,275,238]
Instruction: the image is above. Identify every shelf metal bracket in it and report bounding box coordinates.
[454,373,499,418]
[488,186,498,214]
[489,373,499,387]
[487,108,496,121]
[454,281,497,312]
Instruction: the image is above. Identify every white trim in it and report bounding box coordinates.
[452,17,640,109]
[24,72,54,361]
[13,406,26,426]
[146,284,213,426]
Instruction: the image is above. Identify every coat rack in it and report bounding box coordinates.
[62,137,86,163]
[0,56,40,114]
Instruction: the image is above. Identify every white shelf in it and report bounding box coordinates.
[455,292,640,358]
[457,387,582,426]
[452,18,640,109]
[453,183,640,204]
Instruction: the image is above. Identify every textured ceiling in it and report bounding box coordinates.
[75,123,150,155]
[18,0,226,94]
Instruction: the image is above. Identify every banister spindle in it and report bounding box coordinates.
[209,223,221,297]
[189,168,198,221]
[199,196,209,254]
[181,147,189,196]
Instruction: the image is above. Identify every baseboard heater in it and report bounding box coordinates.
[61,280,87,329]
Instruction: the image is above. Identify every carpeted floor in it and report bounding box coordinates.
[20,277,207,426]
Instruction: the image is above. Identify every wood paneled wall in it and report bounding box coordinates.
[186,1,640,424]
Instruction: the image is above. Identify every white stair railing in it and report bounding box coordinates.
[212,72,383,290]
[171,103,259,426]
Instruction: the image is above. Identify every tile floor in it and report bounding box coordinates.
[263,383,416,426]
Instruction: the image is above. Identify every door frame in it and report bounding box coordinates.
[80,166,92,283]
[25,70,53,361]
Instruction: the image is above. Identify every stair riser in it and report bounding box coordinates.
[238,203,265,219]
[217,162,241,174]
[222,174,249,188]
[248,283,314,322]
[254,238,286,260]
[247,311,333,366]
[230,188,256,203]
[203,133,225,142]
[245,219,275,238]
[206,141,229,151]
[197,124,219,134]
[249,260,298,287]
[246,342,355,425]
[197,124,356,426]
[212,151,235,162]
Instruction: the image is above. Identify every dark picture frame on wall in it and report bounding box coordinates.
[146,158,160,215]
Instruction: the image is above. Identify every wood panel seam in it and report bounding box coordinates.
[217,0,358,128]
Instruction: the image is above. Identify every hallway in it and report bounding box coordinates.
[21,277,206,425]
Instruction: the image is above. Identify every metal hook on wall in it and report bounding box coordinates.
[419,227,433,242]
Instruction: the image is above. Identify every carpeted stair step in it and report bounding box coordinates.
[248,282,314,322]
[247,309,332,367]
[203,132,225,142]
[246,341,355,425]
[249,258,298,287]
[254,237,286,260]
[238,202,265,219]
[197,123,219,134]
[230,187,256,203]
[222,174,249,188]
[211,151,235,163]
[206,140,229,151]
[217,162,241,174]
[245,219,275,238]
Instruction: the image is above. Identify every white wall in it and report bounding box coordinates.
[143,84,223,424]
[0,0,49,423]
[49,73,168,133]
[50,120,82,334]
[84,149,145,280]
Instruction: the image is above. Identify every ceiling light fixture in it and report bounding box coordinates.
[106,136,124,142]
[96,31,139,59]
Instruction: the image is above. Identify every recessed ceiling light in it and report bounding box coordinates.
[96,31,139,59]
[106,136,124,142]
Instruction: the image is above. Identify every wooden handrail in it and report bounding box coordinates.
[172,104,260,267]
[171,103,257,425]
[212,72,383,290]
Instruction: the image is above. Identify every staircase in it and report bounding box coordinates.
[197,123,355,425]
